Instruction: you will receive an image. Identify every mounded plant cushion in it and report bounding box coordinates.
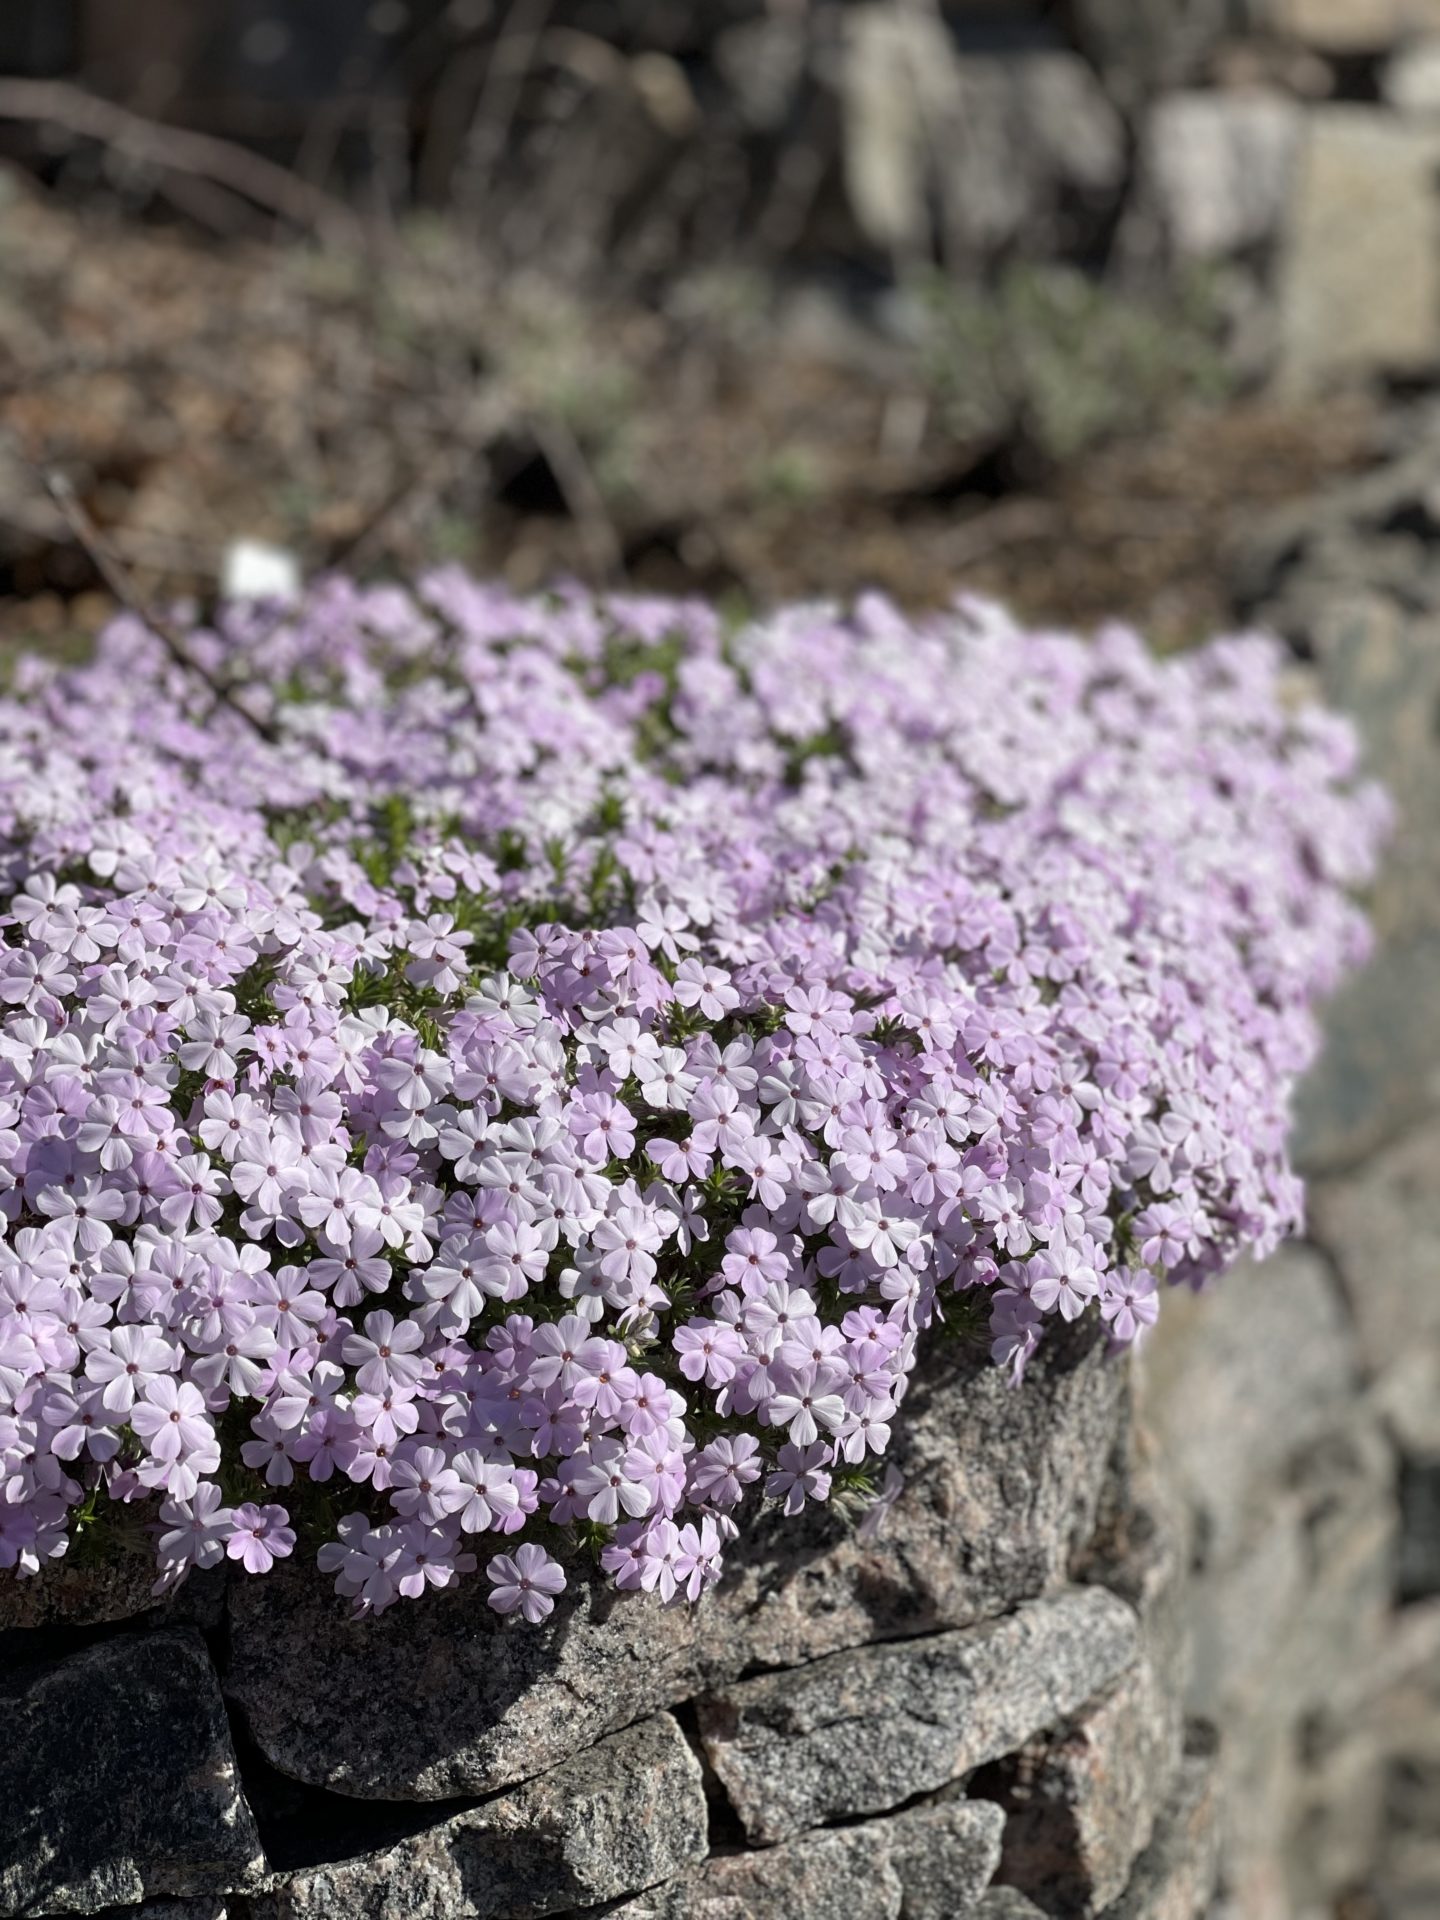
[0,578,1386,1615]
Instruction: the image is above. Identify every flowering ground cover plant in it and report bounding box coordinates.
[0,579,1386,1618]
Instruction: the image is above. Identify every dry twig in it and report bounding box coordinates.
[43,474,280,744]
[0,81,361,249]
[459,0,557,205]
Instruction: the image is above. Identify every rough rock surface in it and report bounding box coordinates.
[603,1799,1004,1920]
[883,1800,1008,1920]
[1141,1242,1400,1919]
[246,1714,706,1920]
[1100,1735,1220,1920]
[975,1893,1049,1920]
[0,1561,157,1635]
[84,1907,229,1920]
[986,1658,1172,1916]
[1297,588,1440,1168]
[0,1629,262,1919]
[1080,1473,1190,1774]
[1309,1119,1440,1372]
[695,1587,1140,1844]
[1226,523,1440,1170]
[1133,1244,1353,1561]
[224,1318,1126,1800]
[605,1827,903,1920]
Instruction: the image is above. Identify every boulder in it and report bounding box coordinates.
[1278,108,1440,389]
[1384,35,1440,109]
[695,1586,1140,1845]
[1143,90,1301,258]
[249,1714,706,1920]
[839,9,1123,260]
[1272,0,1440,52]
[840,4,957,255]
[224,1320,1127,1800]
[0,1629,263,1919]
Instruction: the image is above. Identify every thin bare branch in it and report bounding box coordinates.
[0,80,362,249]
[459,0,557,205]
[42,474,280,745]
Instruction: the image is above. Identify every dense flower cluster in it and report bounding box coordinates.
[0,579,1385,1616]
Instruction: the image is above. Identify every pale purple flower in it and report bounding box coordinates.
[689,1433,762,1507]
[486,1541,566,1622]
[225,1501,295,1574]
[130,1377,214,1462]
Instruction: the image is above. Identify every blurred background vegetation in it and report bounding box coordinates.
[0,0,1426,655]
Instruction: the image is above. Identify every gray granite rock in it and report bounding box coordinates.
[1294,595,1440,1172]
[89,1906,229,1920]
[696,1587,1140,1845]
[0,1563,229,1638]
[0,1559,163,1635]
[1278,1417,1396,1717]
[989,1658,1170,1916]
[225,1321,1126,1800]
[1215,580,1440,1175]
[1378,1351,1440,1598]
[1294,923,1440,1200]
[1147,1262,1394,1918]
[976,1894,1049,1920]
[1289,1716,1389,1917]
[1310,1121,1440,1374]
[249,1714,705,1920]
[884,1799,1007,1920]
[1183,1492,1306,1733]
[1136,1245,1355,1564]
[602,1799,1004,1920]
[605,1828,903,1920]
[1079,1470,1191,1779]
[0,1628,263,1918]
[1100,1732,1220,1920]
